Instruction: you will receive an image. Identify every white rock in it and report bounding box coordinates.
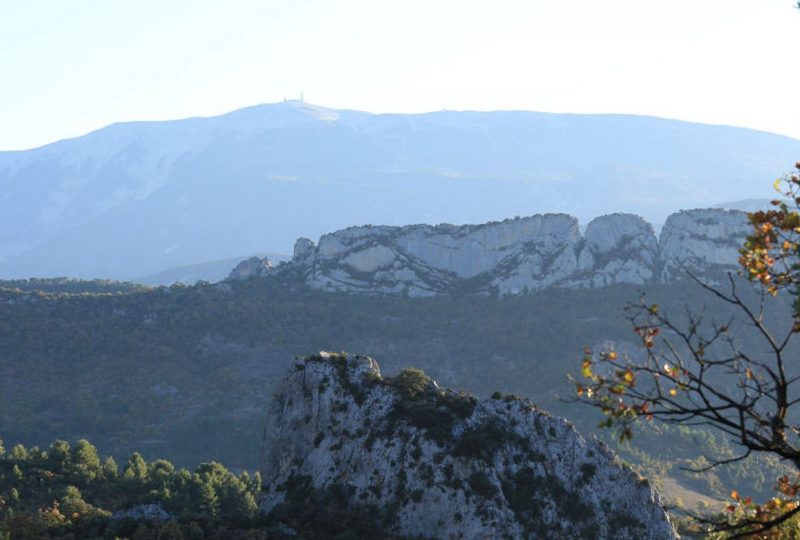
[242,208,756,295]
[111,504,172,521]
[577,213,658,287]
[260,353,677,539]
[228,256,273,280]
[293,237,315,261]
[342,244,396,273]
[659,209,750,283]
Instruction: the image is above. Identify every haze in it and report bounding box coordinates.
[3,0,799,151]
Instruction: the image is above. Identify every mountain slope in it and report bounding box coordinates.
[1,102,798,278]
[135,252,289,286]
[261,352,676,539]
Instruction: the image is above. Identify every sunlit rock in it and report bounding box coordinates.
[233,208,754,294]
[260,352,677,539]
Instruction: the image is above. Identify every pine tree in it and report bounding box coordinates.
[102,455,118,478]
[10,444,27,461]
[196,477,219,518]
[70,439,101,481]
[123,453,148,482]
[48,440,70,470]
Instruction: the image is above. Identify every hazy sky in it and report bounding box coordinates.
[2,0,799,150]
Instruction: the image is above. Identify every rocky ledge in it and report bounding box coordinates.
[260,352,676,539]
[232,208,750,296]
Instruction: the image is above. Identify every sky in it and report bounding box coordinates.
[1,0,799,150]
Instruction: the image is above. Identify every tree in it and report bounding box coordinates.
[70,439,101,481]
[576,164,800,538]
[102,455,118,478]
[194,475,219,518]
[9,445,26,462]
[48,440,71,471]
[149,459,175,484]
[123,452,148,482]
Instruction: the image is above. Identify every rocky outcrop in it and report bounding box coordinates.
[659,209,751,283]
[301,214,584,296]
[575,213,659,288]
[260,352,676,539]
[111,504,172,522]
[233,208,751,295]
[228,256,273,280]
[292,237,315,262]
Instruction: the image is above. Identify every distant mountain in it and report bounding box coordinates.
[136,253,289,286]
[714,198,777,212]
[1,101,798,279]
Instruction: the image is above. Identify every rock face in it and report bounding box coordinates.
[228,256,273,280]
[233,208,750,296]
[576,213,659,288]
[659,209,751,283]
[111,504,172,522]
[260,352,676,539]
[3,101,796,281]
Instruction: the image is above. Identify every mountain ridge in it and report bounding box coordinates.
[2,101,798,279]
[233,207,751,296]
[7,102,799,154]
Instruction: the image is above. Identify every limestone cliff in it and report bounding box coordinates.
[227,256,273,280]
[231,208,750,296]
[259,352,676,539]
[659,209,751,283]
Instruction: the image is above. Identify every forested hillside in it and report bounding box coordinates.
[0,275,793,506]
[0,437,389,539]
[0,278,149,294]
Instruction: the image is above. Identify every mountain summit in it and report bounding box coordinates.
[1,102,798,279]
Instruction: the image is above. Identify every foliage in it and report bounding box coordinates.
[385,385,477,446]
[0,270,792,506]
[452,422,525,462]
[0,438,263,539]
[576,165,800,538]
[740,163,800,321]
[390,367,433,398]
[267,474,408,538]
[0,277,149,294]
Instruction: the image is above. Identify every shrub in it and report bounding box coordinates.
[391,368,432,398]
[467,471,497,498]
[453,423,524,463]
[579,462,596,485]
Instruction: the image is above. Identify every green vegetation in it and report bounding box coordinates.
[384,383,477,446]
[0,277,150,295]
[578,165,800,536]
[0,275,792,504]
[452,423,525,463]
[269,474,411,539]
[0,437,265,539]
[499,466,604,537]
[389,368,432,398]
[466,471,496,498]
[0,435,422,539]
